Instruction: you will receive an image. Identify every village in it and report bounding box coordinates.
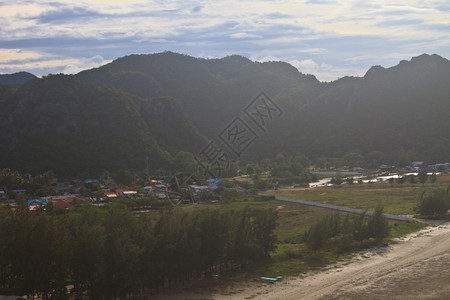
[1,161,448,212]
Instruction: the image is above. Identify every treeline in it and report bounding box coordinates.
[0,168,55,198]
[304,204,390,252]
[0,204,278,299]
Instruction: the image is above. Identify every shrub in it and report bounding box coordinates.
[415,188,450,217]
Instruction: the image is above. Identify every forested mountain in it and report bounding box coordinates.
[76,52,318,139]
[0,75,205,177]
[0,71,36,87]
[268,54,450,164]
[77,52,450,164]
[0,52,449,176]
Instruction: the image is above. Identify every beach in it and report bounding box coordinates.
[155,220,450,299]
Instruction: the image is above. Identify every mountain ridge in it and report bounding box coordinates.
[0,52,449,176]
[0,71,37,86]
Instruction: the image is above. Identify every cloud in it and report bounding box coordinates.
[230,32,262,39]
[0,48,44,64]
[35,6,103,24]
[63,55,109,74]
[0,48,109,76]
[289,59,334,79]
[191,5,202,13]
[0,0,448,81]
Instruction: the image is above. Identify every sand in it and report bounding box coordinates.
[154,221,450,300]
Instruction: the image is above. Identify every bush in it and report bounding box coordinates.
[415,188,450,217]
[367,203,390,240]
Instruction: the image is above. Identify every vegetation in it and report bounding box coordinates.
[1,53,450,176]
[267,184,425,216]
[304,203,390,253]
[0,175,434,298]
[0,75,204,178]
[415,186,450,217]
[0,168,55,198]
[0,204,278,299]
[1,51,449,297]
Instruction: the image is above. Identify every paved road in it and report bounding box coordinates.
[274,196,410,221]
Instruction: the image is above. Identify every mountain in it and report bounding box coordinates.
[0,72,37,87]
[287,54,450,163]
[0,75,205,177]
[77,52,450,164]
[76,52,318,139]
[0,53,449,176]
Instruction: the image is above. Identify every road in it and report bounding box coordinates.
[274,196,410,221]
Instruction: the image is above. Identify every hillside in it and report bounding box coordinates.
[288,54,450,163]
[76,52,318,139]
[77,52,450,164]
[0,53,449,176]
[0,71,36,87]
[0,75,205,177]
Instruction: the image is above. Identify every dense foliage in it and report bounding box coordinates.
[304,203,390,252]
[78,52,450,163]
[0,204,278,299]
[415,187,450,217]
[1,53,450,176]
[0,75,204,177]
[0,168,55,198]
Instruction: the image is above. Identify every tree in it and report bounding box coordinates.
[367,203,390,241]
[352,209,369,244]
[260,158,271,170]
[396,176,405,184]
[407,174,416,184]
[97,203,144,298]
[366,151,386,169]
[415,188,450,217]
[69,217,106,299]
[114,169,133,186]
[331,175,343,185]
[343,151,364,168]
[304,215,333,253]
[252,208,279,257]
[315,157,329,169]
[430,173,437,184]
[418,170,428,184]
[0,207,70,299]
[174,151,196,173]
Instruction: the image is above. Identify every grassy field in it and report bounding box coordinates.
[263,177,450,215]
[7,174,444,281]
[242,176,449,277]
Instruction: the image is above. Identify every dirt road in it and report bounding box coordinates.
[155,221,450,299]
[260,221,450,300]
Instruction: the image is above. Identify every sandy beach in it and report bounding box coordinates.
[155,220,450,300]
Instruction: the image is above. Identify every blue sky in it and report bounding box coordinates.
[0,0,449,81]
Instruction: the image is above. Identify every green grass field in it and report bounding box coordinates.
[264,178,450,215]
[250,177,449,277]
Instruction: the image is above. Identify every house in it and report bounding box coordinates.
[412,161,424,167]
[0,190,6,200]
[12,189,26,196]
[104,192,118,198]
[53,200,74,209]
[83,179,98,184]
[28,198,48,211]
[153,184,169,199]
[122,191,138,198]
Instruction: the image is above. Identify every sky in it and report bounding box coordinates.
[0,0,449,81]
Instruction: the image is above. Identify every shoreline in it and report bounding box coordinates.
[154,220,450,299]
